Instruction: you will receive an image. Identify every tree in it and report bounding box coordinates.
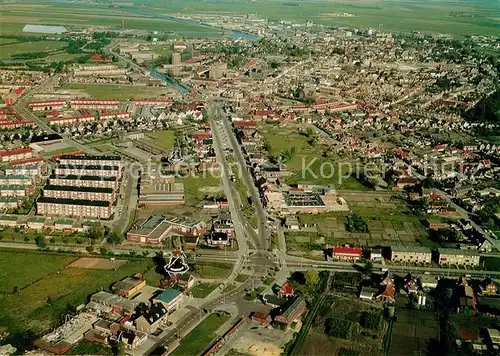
[87,223,105,241]
[364,261,373,275]
[360,311,383,330]
[108,230,124,245]
[325,317,358,339]
[35,235,47,249]
[305,269,319,287]
[117,342,126,356]
[12,286,19,295]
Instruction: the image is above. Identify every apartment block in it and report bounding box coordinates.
[54,164,121,178]
[48,174,118,190]
[0,175,34,185]
[5,165,41,177]
[36,197,112,219]
[0,185,30,198]
[58,155,123,168]
[28,99,66,112]
[43,185,115,202]
[70,98,120,110]
[390,246,432,264]
[0,148,33,163]
[438,248,480,267]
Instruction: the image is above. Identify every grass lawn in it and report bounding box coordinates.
[59,84,173,100]
[235,274,249,283]
[42,146,80,156]
[66,340,113,355]
[180,174,222,206]
[190,282,218,298]
[0,250,76,293]
[483,257,500,272]
[190,262,233,279]
[0,41,66,60]
[171,313,230,356]
[146,130,176,150]
[0,251,154,348]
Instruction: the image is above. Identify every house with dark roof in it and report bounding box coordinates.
[274,297,307,330]
[134,302,169,334]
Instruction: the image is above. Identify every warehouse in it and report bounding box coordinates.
[36,197,112,219]
[22,24,67,34]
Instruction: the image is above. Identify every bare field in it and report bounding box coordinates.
[68,257,128,270]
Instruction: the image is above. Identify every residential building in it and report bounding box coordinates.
[0,185,29,197]
[49,174,118,189]
[36,197,112,219]
[70,98,120,110]
[438,248,480,266]
[0,148,33,163]
[152,288,183,313]
[26,217,46,230]
[0,197,19,209]
[5,165,41,177]
[207,231,230,246]
[58,155,122,168]
[390,246,432,264]
[370,248,383,262]
[43,185,115,202]
[134,303,169,334]
[332,246,363,261]
[54,164,121,178]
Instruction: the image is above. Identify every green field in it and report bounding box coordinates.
[0,250,155,348]
[180,174,222,206]
[0,2,219,37]
[0,41,66,60]
[170,313,230,356]
[190,282,218,298]
[59,84,173,100]
[0,250,76,293]
[146,130,176,150]
[190,262,233,279]
[66,340,113,356]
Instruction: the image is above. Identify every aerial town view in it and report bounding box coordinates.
[0,0,499,355]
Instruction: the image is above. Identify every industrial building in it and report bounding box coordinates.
[36,197,113,219]
[138,181,185,206]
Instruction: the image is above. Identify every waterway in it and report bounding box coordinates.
[149,66,191,94]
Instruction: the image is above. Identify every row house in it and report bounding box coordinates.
[28,99,66,112]
[55,164,121,178]
[0,148,33,163]
[48,114,95,125]
[58,155,123,168]
[43,185,115,202]
[9,157,45,167]
[49,174,118,190]
[438,248,480,267]
[36,197,112,219]
[390,246,432,264]
[70,99,120,110]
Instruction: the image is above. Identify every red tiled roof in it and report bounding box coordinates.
[333,246,362,256]
[0,147,32,157]
[278,282,294,296]
[9,157,44,166]
[234,120,257,127]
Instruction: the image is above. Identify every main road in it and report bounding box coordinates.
[214,104,269,250]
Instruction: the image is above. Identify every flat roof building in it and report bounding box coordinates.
[36,197,112,219]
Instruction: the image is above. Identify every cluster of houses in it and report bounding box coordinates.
[252,281,308,331]
[35,274,185,354]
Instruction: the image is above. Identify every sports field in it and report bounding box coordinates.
[0,250,154,349]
